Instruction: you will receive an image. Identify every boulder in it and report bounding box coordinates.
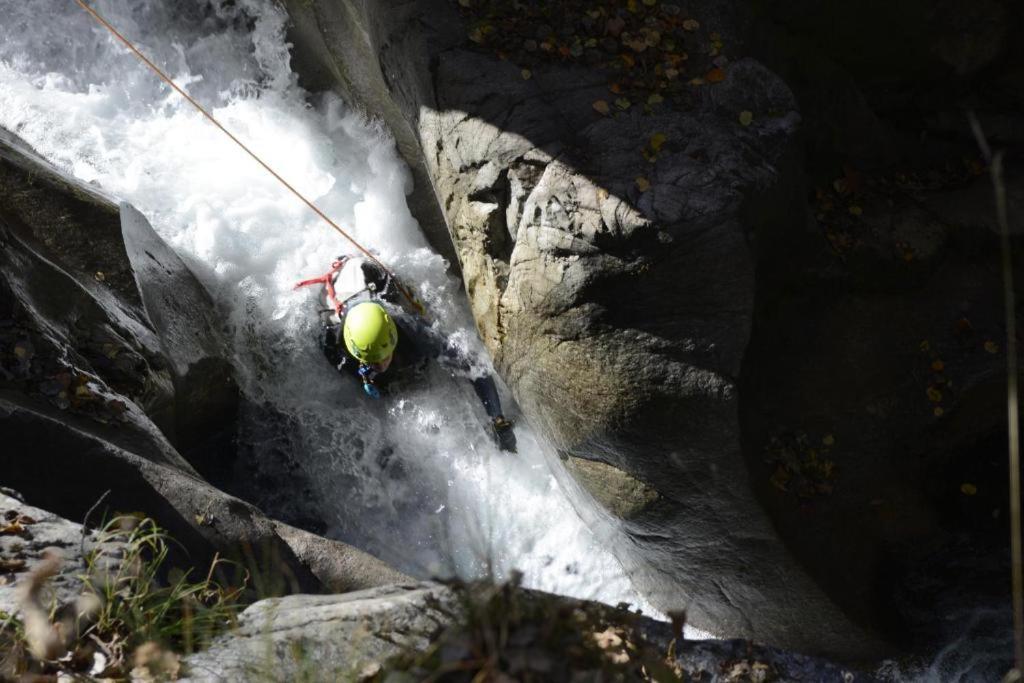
[182,582,877,682]
[277,0,1023,661]
[0,127,404,598]
[0,490,92,617]
[277,0,882,658]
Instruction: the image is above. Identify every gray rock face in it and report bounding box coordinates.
[278,0,1023,661]
[183,582,877,682]
[0,491,91,617]
[0,127,403,598]
[182,583,451,681]
[120,203,238,453]
[278,0,880,658]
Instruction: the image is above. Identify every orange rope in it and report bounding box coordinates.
[72,0,425,316]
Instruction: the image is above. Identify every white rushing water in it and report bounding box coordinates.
[0,0,664,615]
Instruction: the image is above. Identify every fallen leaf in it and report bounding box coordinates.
[848,205,863,216]
[643,0,657,5]
[647,93,664,105]
[0,521,27,536]
[606,17,626,37]
[934,406,945,417]
[615,97,631,109]
[961,482,977,496]
[635,176,651,192]
[822,434,835,447]
[94,271,106,282]
[927,386,943,403]
[682,18,700,31]
[919,340,931,352]
[521,68,532,80]
[706,67,726,83]
[687,76,704,85]
[649,132,668,152]
[592,100,611,115]
[738,110,753,126]
[931,360,945,372]
[984,340,999,354]
[627,0,638,12]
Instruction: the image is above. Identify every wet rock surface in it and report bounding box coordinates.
[0,127,404,600]
[279,0,1023,662]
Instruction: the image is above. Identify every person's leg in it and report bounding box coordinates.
[472,375,503,419]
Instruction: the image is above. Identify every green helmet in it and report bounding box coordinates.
[343,302,398,364]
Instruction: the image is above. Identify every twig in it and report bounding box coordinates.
[969,111,1023,676]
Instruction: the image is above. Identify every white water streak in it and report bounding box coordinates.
[0,0,661,615]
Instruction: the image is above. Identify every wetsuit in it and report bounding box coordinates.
[315,259,514,450]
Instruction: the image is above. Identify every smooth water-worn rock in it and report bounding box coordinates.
[279,0,1023,660]
[278,0,881,658]
[181,583,450,681]
[183,582,877,682]
[0,128,403,597]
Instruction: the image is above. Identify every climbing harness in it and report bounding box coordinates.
[72,0,426,318]
[293,256,351,317]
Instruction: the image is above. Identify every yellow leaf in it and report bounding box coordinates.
[94,271,106,282]
[615,97,631,110]
[521,69,532,80]
[984,340,999,354]
[919,340,931,352]
[647,93,664,105]
[682,18,700,31]
[931,360,945,372]
[822,434,835,447]
[627,0,638,11]
[592,100,610,115]
[649,133,667,152]
[469,28,485,43]
[927,386,942,403]
[848,205,863,216]
[458,0,471,6]
[635,176,651,192]
[933,406,945,417]
[960,482,977,496]
[687,76,704,85]
[738,110,753,126]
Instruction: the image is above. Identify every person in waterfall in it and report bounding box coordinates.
[295,255,517,453]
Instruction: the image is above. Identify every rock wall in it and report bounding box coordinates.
[0,128,404,597]
[277,0,1024,661]
[278,0,879,658]
[182,582,877,682]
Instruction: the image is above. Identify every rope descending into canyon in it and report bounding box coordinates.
[71,0,426,317]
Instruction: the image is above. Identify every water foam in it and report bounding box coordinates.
[0,0,660,614]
